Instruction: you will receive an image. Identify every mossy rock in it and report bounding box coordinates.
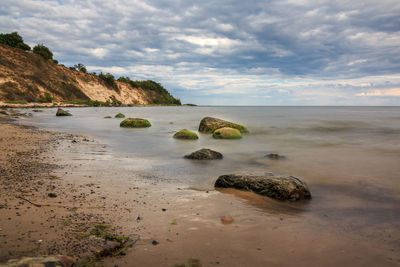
[0,110,8,115]
[56,108,72,116]
[199,117,248,133]
[120,118,151,128]
[104,116,112,118]
[115,113,125,118]
[213,127,242,139]
[173,129,199,140]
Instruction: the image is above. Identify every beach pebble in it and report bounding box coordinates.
[220,216,234,225]
[48,193,57,198]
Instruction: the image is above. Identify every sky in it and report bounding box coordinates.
[1,0,400,105]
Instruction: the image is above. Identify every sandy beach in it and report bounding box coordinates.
[1,109,399,266]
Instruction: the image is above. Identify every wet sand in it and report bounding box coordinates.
[0,112,399,266]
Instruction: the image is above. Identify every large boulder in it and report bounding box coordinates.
[120,118,151,128]
[56,108,72,116]
[174,129,199,140]
[215,173,311,201]
[213,127,242,139]
[198,117,248,133]
[184,148,223,160]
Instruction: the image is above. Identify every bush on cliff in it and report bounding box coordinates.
[0,32,30,51]
[33,44,53,60]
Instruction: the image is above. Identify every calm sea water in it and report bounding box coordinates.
[17,106,400,186]
[17,106,400,221]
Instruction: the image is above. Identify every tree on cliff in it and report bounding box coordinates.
[73,63,87,73]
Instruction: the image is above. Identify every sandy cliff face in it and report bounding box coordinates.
[0,44,178,105]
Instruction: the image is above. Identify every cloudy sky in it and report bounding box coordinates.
[1,0,400,105]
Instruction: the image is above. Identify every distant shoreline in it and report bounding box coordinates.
[0,101,192,108]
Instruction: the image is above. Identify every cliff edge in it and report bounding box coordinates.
[0,44,180,105]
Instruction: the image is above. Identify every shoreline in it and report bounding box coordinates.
[0,116,138,265]
[1,113,399,266]
[0,102,188,109]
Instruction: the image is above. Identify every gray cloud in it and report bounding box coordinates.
[1,0,399,105]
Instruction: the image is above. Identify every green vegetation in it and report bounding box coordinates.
[104,116,112,118]
[0,32,30,50]
[117,77,181,105]
[4,100,27,104]
[173,129,199,140]
[120,118,151,128]
[115,113,125,118]
[15,42,31,51]
[73,63,87,73]
[33,44,53,60]
[38,92,54,103]
[64,99,122,107]
[99,72,117,89]
[213,127,242,139]
[0,110,8,115]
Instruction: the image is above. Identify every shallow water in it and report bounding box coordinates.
[17,106,400,250]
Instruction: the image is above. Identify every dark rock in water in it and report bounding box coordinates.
[266,153,285,159]
[199,117,248,133]
[48,193,57,198]
[3,256,74,267]
[215,173,311,201]
[152,240,159,245]
[184,148,223,160]
[56,108,72,116]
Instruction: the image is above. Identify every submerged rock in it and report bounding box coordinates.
[213,127,242,139]
[198,117,248,133]
[184,148,223,160]
[115,113,125,118]
[56,108,72,116]
[215,173,311,201]
[266,153,285,159]
[120,118,151,128]
[104,115,112,118]
[174,129,199,140]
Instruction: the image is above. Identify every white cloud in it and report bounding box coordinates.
[89,48,108,58]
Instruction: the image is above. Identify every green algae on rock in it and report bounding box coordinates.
[198,117,248,133]
[120,118,151,128]
[115,113,125,118]
[212,127,242,139]
[56,108,72,116]
[173,129,199,140]
[104,116,112,118]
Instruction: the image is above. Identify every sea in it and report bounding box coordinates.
[16,106,400,245]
